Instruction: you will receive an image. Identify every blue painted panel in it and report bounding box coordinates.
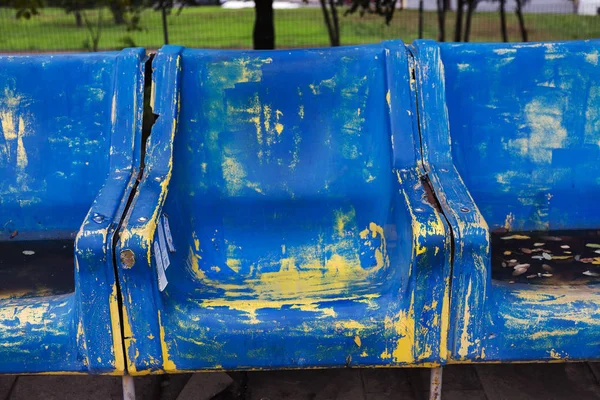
[416,39,600,363]
[117,42,452,373]
[441,41,600,232]
[0,49,145,373]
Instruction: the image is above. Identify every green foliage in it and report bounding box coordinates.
[1,6,598,52]
[1,0,45,19]
[345,0,400,24]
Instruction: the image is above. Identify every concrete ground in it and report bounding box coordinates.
[3,363,600,399]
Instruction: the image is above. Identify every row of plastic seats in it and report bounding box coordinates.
[0,39,598,375]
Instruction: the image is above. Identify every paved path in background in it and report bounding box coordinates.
[3,363,600,399]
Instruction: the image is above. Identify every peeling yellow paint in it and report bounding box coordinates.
[380,349,391,359]
[354,336,362,347]
[109,282,125,372]
[458,280,474,360]
[335,320,367,330]
[158,311,177,371]
[226,258,242,273]
[334,207,356,237]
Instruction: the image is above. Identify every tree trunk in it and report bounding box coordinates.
[328,0,340,46]
[75,9,82,27]
[515,0,528,42]
[436,0,446,41]
[160,0,169,44]
[109,1,125,25]
[253,0,275,50]
[319,0,340,47]
[463,0,476,42]
[419,0,424,39]
[454,0,464,42]
[443,0,451,12]
[499,0,507,42]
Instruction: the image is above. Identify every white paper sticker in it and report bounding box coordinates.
[163,214,176,253]
[154,241,168,291]
[157,217,170,270]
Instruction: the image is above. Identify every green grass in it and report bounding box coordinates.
[0,5,599,52]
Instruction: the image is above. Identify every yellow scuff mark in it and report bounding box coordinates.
[358,222,389,273]
[439,277,451,361]
[275,123,284,135]
[530,329,579,340]
[109,283,125,372]
[298,105,304,119]
[360,351,368,357]
[196,246,380,323]
[148,334,155,340]
[386,90,391,110]
[263,104,271,131]
[523,98,567,164]
[222,155,247,196]
[335,320,367,330]
[380,349,392,359]
[275,109,284,135]
[187,246,206,280]
[192,231,200,252]
[158,311,177,371]
[504,213,514,231]
[111,93,117,125]
[0,110,16,142]
[77,318,87,350]
[226,259,242,273]
[391,293,415,363]
[458,280,474,360]
[549,349,566,360]
[3,88,24,108]
[121,303,137,374]
[585,50,599,65]
[334,207,356,237]
[217,57,272,86]
[354,336,362,347]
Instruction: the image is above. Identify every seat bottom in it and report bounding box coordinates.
[0,239,74,300]
[492,229,600,285]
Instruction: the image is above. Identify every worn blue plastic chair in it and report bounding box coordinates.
[116,42,452,373]
[415,39,600,362]
[0,49,145,374]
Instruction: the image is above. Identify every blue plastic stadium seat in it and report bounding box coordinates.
[117,42,452,373]
[415,40,600,362]
[0,49,145,373]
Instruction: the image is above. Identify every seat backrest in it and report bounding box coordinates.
[0,53,125,239]
[174,45,394,200]
[440,41,600,231]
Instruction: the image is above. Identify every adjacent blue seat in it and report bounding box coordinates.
[0,49,145,373]
[415,40,600,362]
[116,42,451,373]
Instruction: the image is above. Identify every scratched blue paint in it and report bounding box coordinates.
[415,40,600,362]
[0,49,145,373]
[117,42,451,373]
